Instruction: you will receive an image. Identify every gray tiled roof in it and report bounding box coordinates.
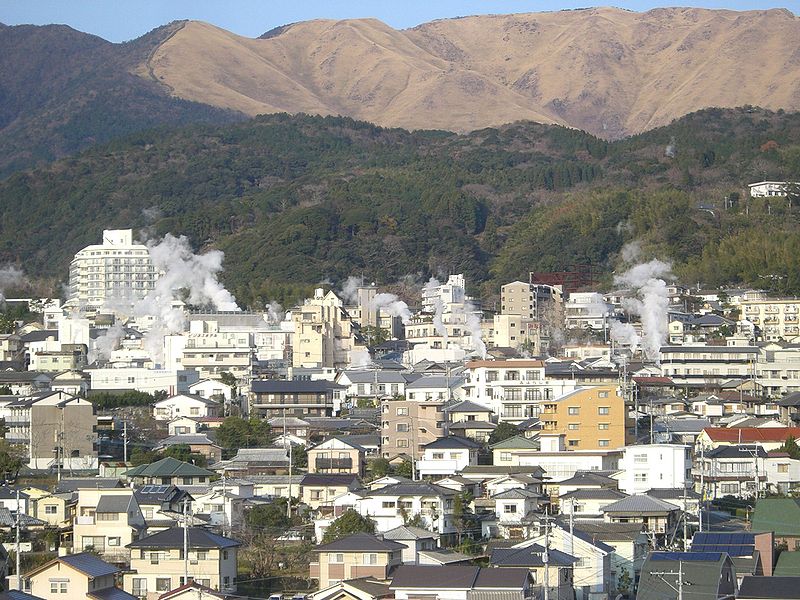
[390,565,480,589]
[96,495,133,514]
[128,527,239,549]
[368,482,455,497]
[315,532,405,553]
[382,525,438,540]
[602,494,679,514]
[59,552,120,577]
[445,400,493,413]
[87,587,139,600]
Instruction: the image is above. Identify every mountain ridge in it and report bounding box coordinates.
[141,7,800,139]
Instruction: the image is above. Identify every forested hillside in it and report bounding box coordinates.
[1,108,799,307]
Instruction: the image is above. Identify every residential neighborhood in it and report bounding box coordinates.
[5,230,800,600]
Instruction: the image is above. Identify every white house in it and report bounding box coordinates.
[616,444,692,495]
[153,393,220,421]
[749,181,799,198]
[415,436,481,478]
[188,379,235,401]
[494,488,543,539]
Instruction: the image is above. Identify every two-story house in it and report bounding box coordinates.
[72,488,146,563]
[415,436,481,478]
[124,527,239,598]
[309,532,404,589]
[153,394,220,421]
[124,457,215,487]
[308,437,366,477]
[18,552,137,600]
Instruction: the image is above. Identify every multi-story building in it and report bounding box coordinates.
[501,281,563,320]
[308,437,366,477]
[381,389,447,461]
[757,343,800,397]
[539,385,633,450]
[152,393,220,421]
[463,360,582,424]
[740,297,800,341]
[124,527,239,597]
[310,532,404,589]
[659,343,758,389]
[564,292,613,331]
[2,390,97,470]
[87,366,199,396]
[692,445,767,499]
[249,380,345,418]
[291,289,364,370]
[72,487,146,563]
[65,229,158,310]
[17,553,136,600]
[616,444,692,495]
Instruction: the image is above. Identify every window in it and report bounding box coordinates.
[568,407,580,415]
[132,579,147,597]
[223,550,229,560]
[197,551,209,560]
[778,464,790,473]
[190,407,200,415]
[598,423,609,430]
[504,504,517,513]
[598,440,610,447]
[330,553,344,563]
[382,501,396,508]
[44,505,57,514]
[598,391,609,398]
[568,439,580,447]
[364,553,378,565]
[598,407,610,415]
[568,424,580,430]
[182,477,193,485]
[396,423,409,432]
[108,537,121,547]
[432,453,445,460]
[634,473,648,483]
[397,439,409,448]
[156,578,171,592]
[396,407,408,416]
[500,452,511,462]
[310,490,322,500]
[97,512,119,521]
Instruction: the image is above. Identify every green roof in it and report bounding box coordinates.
[776,552,800,576]
[490,435,538,450]
[124,457,214,479]
[751,498,800,536]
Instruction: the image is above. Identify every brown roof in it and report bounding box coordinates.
[466,360,545,368]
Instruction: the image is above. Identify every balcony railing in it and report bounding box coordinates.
[315,457,353,470]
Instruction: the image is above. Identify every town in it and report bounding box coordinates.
[0,223,798,600]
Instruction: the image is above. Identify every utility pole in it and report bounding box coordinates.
[699,444,705,533]
[183,499,189,585]
[284,407,292,519]
[15,487,21,592]
[652,560,685,600]
[123,420,128,464]
[682,490,689,550]
[221,469,228,537]
[542,509,553,600]
[568,497,576,560]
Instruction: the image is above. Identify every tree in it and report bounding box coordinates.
[216,417,272,454]
[161,444,208,468]
[292,444,307,469]
[777,436,800,460]
[0,440,25,482]
[321,509,375,543]
[245,499,290,532]
[369,457,391,478]
[360,326,390,348]
[395,459,413,479]
[488,422,520,446]
[219,371,239,398]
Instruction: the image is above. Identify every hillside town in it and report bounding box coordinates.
[3,227,800,600]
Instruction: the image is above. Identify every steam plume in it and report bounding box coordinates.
[614,259,672,360]
[371,293,411,325]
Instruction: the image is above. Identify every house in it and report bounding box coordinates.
[308,437,366,477]
[344,482,458,538]
[601,495,680,540]
[124,457,215,486]
[154,434,223,464]
[490,544,576,600]
[167,416,202,436]
[310,578,392,600]
[28,491,70,529]
[153,394,220,421]
[616,444,692,495]
[133,484,193,531]
[692,445,767,499]
[491,436,540,466]
[445,399,494,426]
[571,522,650,596]
[188,379,235,401]
[309,532,404,589]
[416,436,481,478]
[513,525,612,600]
[738,576,800,600]
[636,552,737,600]
[447,420,497,443]
[493,488,544,539]
[559,488,629,520]
[0,487,30,514]
[156,581,232,600]
[381,524,439,564]
[389,565,533,600]
[335,370,411,402]
[124,527,240,597]
[765,451,800,495]
[72,488,146,562]
[16,552,137,600]
[211,448,290,476]
[301,473,362,511]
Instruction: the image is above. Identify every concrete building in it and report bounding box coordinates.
[616,444,692,495]
[65,229,157,310]
[659,343,758,389]
[564,292,613,332]
[88,367,199,396]
[381,389,448,461]
[740,298,800,341]
[2,391,97,470]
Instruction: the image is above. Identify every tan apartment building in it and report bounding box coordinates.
[308,437,366,477]
[740,298,800,341]
[310,532,404,589]
[539,384,634,450]
[381,394,447,461]
[124,527,239,598]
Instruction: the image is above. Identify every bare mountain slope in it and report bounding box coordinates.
[141,7,800,138]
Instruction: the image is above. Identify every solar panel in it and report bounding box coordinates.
[652,552,723,562]
[691,544,754,557]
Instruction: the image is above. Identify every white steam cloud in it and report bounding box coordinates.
[0,265,26,303]
[371,293,411,325]
[340,276,363,305]
[89,322,126,364]
[614,259,672,361]
[423,277,448,340]
[464,300,486,359]
[266,301,284,325]
[610,320,639,356]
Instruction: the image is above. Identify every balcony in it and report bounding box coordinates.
[76,515,95,525]
[315,457,353,471]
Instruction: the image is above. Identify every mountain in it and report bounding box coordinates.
[142,8,800,139]
[2,108,800,307]
[0,21,243,177]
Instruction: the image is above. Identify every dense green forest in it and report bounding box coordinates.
[1,108,800,307]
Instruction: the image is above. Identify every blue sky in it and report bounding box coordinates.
[1,1,798,42]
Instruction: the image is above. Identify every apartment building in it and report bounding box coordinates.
[249,379,346,418]
[1,391,97,470]
[740,297,800,340]
[291,289,363,370]
[692,445,767,499]
[124,527,239,597]
[539,385,633,450]
[659,343,758,388]
[65,229,158,310]
[463,360,582,424]
[381,392,447,461]
[501,281,562,320]
[564,292,613,331]
[616,444,692,495]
